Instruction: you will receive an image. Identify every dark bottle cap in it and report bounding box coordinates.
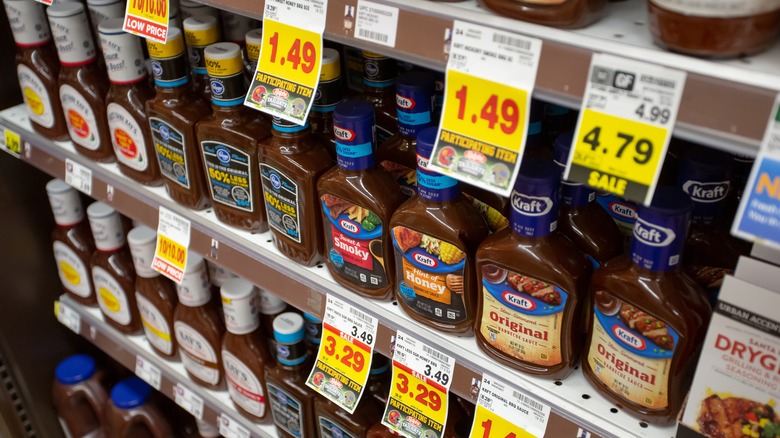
[333,100,376,170]
[110,377,152,409]
[55,354,96,384]
[510,159,560,238]
[396,71,435,138]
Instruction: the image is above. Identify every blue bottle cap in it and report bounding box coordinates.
[415,126,438,160]
[55,354,96,385]
[396,71,435,94]
[553,130,575,169]
[640,186,693,218]
[514,159,560,193]
[110,377,152,409]
[272,312,305,344]
[510,159,560,237]
[631,186,693,272]
[333,100,375,124]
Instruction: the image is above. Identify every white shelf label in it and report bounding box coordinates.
[134,356,162,390]
[152,207,191,283]
[394,331,454,386]
[64,158,92,196]
[471,374,551,438]
[219,414,251,438]
[354,0,399,47]
[323,294,378,347]
[55,301,81,334]
[174,383,204,420]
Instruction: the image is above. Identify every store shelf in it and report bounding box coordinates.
[56,294,278,438]
[2,105,678,438]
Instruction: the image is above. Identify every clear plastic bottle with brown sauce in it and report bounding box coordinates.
[479,0,607,28]
[103,377,174,437]
[173,253,226,389]
[265,312,317,438]
[197,42,271,232]
[88,202,141,334]
[389,127,489,335]
[4,0,69,141]
[183,16,221,105]
[362,51,397,145]
[313,392,378,438]
[309,48,343,158]
[259,118,334,267]
[128,225,179,359]
[47,179,97,306]
[318,101,405,300]
[99,18,161,186]
[365,354,390,412]
[145,27,212,210]
[259,289,289,361]
[52,354,110,438]
[582,186,711,426]
[475,159,591,379]
[47,2,113,162]
[220,277,272,421]
[648,0,780,57]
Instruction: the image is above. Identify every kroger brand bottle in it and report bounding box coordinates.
[183,16,221,105]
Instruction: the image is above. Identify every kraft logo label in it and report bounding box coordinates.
[159,124,170,141]
[210,81,224,96]
[633,217,676,247]
[340,219,359,233]
[609,202,637,219]
[216,147,230,164]
[333,126,355,141]
[511,192,554,217]
[613,325,646,350]
[412,251,438,268]
[682,180,730,203]
[417,154,429,168]
[502,291,535,311]
[396,94,415,110]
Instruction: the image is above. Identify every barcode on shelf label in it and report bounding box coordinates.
[174,383,204,420]
[55,301,81,334]
[135,356,162,390]
[492,33,532,50]
[422,344,450,365]
[349,305,373,324]
[64,158,92,196]
[323,294,378,346]
[354,0,398,47]
[512,389,545,414]
[357,28,388,43]
[477,374,550,437]
[394,331,455,390]
[219,414,250,438]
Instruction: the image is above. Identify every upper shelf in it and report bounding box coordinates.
[198,0,779,156]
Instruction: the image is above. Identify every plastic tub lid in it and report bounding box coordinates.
[127,225,156,246]
[55,354,96,385]
[110,377,152,409]
[221,277,255,301]
[334,100,374,124]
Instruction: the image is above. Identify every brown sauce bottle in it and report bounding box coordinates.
[145,27,212,210]
[303,312,321,359]
[183,16,221,105]
[4,0,69,141]
[582,186,711,426]
[173,253,226,389]
[52,354,110,438]
[309,48,343,158]
[265,312,317,438]
[261,290,290,361]
[99,18,161,186]
[318,100,405,300]
[88,202,141,334]
[47,2,114,162]
[243,29,262,84]
[389,127,489,335]
[313,393,378,438]
[103,377,174,437]
[128,225,179,359]
[361,51,397,145]
[220,278,272,421]
[196,42,271,232]
[479,0,607,28]
[365,354,390,412]
[259,118,334,267]
[46,179,97,306]
[475,159,591,379]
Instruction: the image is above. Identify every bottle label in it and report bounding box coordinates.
[222,351,266,417]
[100,31,147,84]
[184,26,219,74]
[334,120,374,170]
[267,382,305,438]
[206,56,245,106]
[53,241,91,298]
[87,211,125,251]
[321,194,387,289]
[396,89,432,138]
[630,213,686,272]
[596,194,636,248]
[107,103,149,171]
[136,293,173,355]
[148,39,190,87]
[313,76,342,110]
[463,193,509,232]
[651,0,780,17]
[17,65,54,128]
[222,291,260,334]
[318,416,358,438]
[48,11,97,65]
[176,262,211,307]
[391,226,468,324]
[60,85,101,151]
[149,117,190,188]
[93,266,132,325]
[510,189,557,238]
[175,321,220,385]
[681,179,730,224]
[479,265,567,367]
[363,53,395,86]
[201,141,253,212]
[260,164,301,243]
[380,160,416,198]
[416,154,459,202]
[586,291,677,410]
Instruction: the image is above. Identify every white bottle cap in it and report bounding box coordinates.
[86,202,125,251]
[176,253,211,306]
[86,0,125,32]
[195,419,219,438]
[127,225,158,278]
[182,14,219,36]
[221,278,260,335]
[272,312,304,344]
[46,179,84,226]
[258,289,286,315]
[206,260,237,287]
[219,10,257,43]
[3,0,51,46]
[244,28,262,62]
[322,48,340,67]
[47,2,97,65]
[99,18,147,84]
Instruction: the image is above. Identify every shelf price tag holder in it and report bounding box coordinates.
[733,93,780,248]
[563,54,686,205]
[244,0,327,125]
[469,374,551,438]
[135,356,162,390]
[64,158,92,196]
[381,331,455,438]
[219,414,250,438]
[122,0,169,43]
[174,382,204,420]
[2,128,21,158]
[427,21,542,197]
[151,206,190,283]
[306,294,378,414]
[55,300,81,334]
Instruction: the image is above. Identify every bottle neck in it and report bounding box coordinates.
[396,89,433,138]
[560,181,595,209]
[271,126,314,153]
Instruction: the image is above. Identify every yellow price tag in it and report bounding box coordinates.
[382,362,449,438]
[151,234,187,282]
[54,301,60,318]
[5,129,21,157]
[471,405,537,438]
[122,0,170,43]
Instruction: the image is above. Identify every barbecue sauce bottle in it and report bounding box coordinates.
[145,27,212,210]
[389,127,489,335]
[582,186,710,426]
[47,179,96,306]
[47,2,113,162]
[259,118,333,266]
[244,28,262,84]
[197,42,271,232]
[183,16,220,105]
[362,51,397,144]
[317,100,404,300]
[4,0,68,141]
[309,48,343,157]
[475,160,591,379]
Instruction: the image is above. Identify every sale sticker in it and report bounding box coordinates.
[427,20,542,197]
[122,0,170,43]
[381,332,455,438]
[469,374,551,438]
[307,294,378,414]
[3,128,21,158]
[151,206,190,283]
[564,54,687,205]
[244,0,327,124]
[733,94,780,248]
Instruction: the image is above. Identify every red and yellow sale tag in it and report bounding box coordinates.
[122,0,170,43]
[152,234,186,282]
[472,405,537,438]
[469,374,550,438]
[383,362,449,437]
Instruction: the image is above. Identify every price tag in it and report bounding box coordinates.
[244,0,327,124]
[122,0,169,43]
[381,332,455,438]
[563,54,686,205]
[3,128,21,158]
[469,374,551,438]
[733,94,780,248]
[354,0,399,47]
[64,158,92,195]
[55,301,82,334]
[135,356,162,390]
[427,21,542,197]
[174,383,204,420]
[151,206,190,283]
[219,414,250,438]
[306,295,378,413]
